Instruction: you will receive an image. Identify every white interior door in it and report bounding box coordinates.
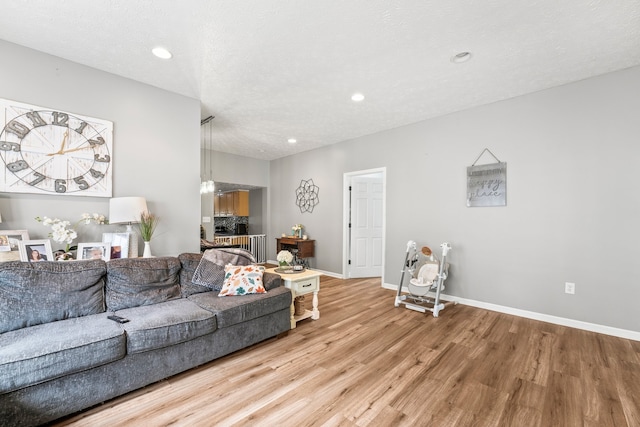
[349,175,383,278]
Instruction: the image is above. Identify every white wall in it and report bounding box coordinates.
[0,40,201,256]
[211,150,270,185]
[248,189,265,235]
[269,65,640,332]
[200,150,270,238]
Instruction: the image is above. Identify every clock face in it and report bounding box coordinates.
[0,99,113,197]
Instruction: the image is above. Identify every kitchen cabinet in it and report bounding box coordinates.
[214,191,249,217]
[213,194,224,216]
[234,191,249,216]
[223,192,233,214]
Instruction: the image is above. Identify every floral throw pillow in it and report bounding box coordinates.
[219,265,266,297]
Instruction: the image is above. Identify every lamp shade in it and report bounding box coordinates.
[109,197,148,224]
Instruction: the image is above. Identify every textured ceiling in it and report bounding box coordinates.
[1,1,639,160]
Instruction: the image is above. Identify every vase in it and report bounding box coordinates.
[143,241,153,258]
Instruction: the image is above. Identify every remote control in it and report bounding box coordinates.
[107,315,130,323]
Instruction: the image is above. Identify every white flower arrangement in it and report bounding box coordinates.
[36,217,77,245]
[79,212,106,225]
[36,213,107,257]
[277,250,294,266]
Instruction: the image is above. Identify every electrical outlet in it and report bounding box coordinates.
[565,282,575,294]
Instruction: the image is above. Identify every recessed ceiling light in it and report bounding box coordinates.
[351,93,365,102]
[288,138,297,144]
[451,52,472,63]
[152,47,173,59]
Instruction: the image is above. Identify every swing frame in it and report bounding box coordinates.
[394,241,455,317]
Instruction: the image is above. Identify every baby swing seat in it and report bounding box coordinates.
[408,262,441,296]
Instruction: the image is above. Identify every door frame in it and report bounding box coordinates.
[342,167,387,280]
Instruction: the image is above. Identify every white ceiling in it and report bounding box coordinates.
[1,1,639,160]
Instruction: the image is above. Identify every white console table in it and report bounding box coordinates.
[266,268,321,329]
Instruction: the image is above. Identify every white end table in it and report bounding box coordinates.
[266,267,321,329]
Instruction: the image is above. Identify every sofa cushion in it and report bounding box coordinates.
[116,299,217,354]
[0,313,125,394]
[188,286,292,328]
[106,257,181,311]
[191,248,256,291]
[0,260,106,334]
[219,265,266,296]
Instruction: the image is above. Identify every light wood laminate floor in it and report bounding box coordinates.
[54,275,640,426]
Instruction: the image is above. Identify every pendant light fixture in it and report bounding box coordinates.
[207,117,214,193]
[200,119,206,194]
[200,116,215,194]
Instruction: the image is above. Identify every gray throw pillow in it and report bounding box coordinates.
[192,248,256,291]
[178,253,211,297]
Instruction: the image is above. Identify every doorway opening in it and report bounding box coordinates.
[342,168,386,280]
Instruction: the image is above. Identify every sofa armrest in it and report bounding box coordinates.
[263,272,282,291]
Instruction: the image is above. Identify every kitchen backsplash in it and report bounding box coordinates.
[214,216,248,233]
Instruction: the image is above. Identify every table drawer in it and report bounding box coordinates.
[290,277,319,294]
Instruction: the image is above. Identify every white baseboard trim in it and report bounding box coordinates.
[314,269,343,279]
[383,283,640,342]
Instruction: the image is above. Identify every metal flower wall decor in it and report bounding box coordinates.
[295,179,320,213]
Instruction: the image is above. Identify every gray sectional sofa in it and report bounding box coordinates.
[0,251,292,427]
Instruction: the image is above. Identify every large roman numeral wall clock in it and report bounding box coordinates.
[0,98,113,197]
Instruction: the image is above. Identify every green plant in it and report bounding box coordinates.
[138,211,159,242]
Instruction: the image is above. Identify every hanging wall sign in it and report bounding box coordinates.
[466,149,506,207]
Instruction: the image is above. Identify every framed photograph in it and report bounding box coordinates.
[77,242,111,261]
[102,232,130,260]
[0,230,30,262]
[19,239,53,262]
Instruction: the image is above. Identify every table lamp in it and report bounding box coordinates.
[109,197,148,258]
